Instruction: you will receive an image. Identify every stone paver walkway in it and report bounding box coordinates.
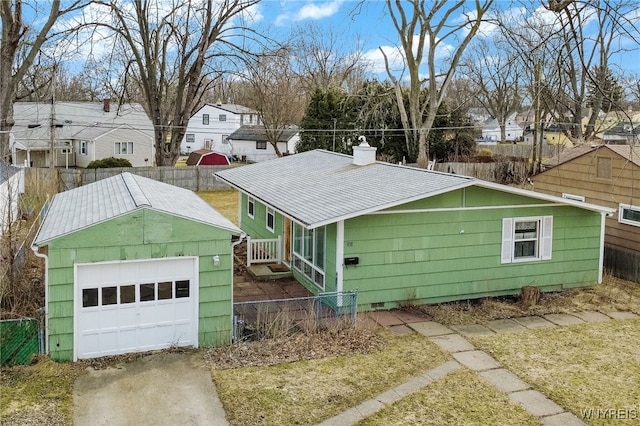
[326,309,638,425]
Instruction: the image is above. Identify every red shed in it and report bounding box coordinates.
[186,149,231,166]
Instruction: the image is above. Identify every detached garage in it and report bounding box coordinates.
[32,172,241,361]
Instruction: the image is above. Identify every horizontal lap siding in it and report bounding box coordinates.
[240,193,282,239]
[342,203,602,310]
[45,211,234,361]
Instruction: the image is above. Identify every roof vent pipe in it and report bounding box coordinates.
[352,136,377,166]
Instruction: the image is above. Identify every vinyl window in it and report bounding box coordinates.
[266,207,275,232]
[202,114,209,125]
[256,141,267,150]
[115,142,134,155]
[248,197,255,219]
[292,222,325,289]
[501,216,553,263]
[619,204,640,227]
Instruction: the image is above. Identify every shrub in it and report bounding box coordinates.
[477,148,493,157]
[87,157,132,169]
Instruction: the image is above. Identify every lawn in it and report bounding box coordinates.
[212,330,450,425]
[471,319,640,425]
[197,189,239,225]
[357,369,539,426]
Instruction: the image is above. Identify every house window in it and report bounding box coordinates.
[619,204,640,227]
[597,157,611,179]
[266,207,275,232]
[222,135,229,144]
[248,197,255,219]
[115,142,134,155]
[256,141,267,150]
[219,114,227,122]
[240,115,244,125]
[562,193,585,202]
[501,216,553,264]
[79,140,88,155]
[248,115,253,124]
[292,222,325,289]
[186,134,195,144]
[203,114,209,125]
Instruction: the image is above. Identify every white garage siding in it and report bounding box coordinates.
[74,257,199,360]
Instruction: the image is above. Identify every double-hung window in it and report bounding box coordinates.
[619,204,640,227]
[266,207,275,232]
[248,197,255,219]
[203,114,210,125]
[292,223,325,289]
[501,216,553,263]
[115,142,134,155]
[79,140,88,155]
[256,141,267,150]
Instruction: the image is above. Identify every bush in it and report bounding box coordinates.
[477,148,493,157]
[87,157,132,169]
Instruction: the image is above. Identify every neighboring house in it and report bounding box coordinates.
[226,125,300,163]
[0,163,25,234]
[216,142,614,311]
[186,149,231,166]
[482,112,523,142]
[533,144,640,282]
[181,103,261,154]
[32,172,241,361]
[11,100,154,168]
[600,122,640,145]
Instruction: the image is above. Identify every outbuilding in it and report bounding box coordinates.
[32,172,240,361]
[186,149,231,166]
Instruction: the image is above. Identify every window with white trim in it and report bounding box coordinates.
[292,222,325,289]
[219,114,226,122]
[248,197,255,219]
[186,134,195,144]
[79,140,88,155]
[501,216,553,263]
[256,141,267,150]
[619,204,640,227]
[115,142,134,155]
[266,207,275,232]
[203,114,209,125]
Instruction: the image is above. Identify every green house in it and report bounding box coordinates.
[32,172,240,361]
[216,144,614,311]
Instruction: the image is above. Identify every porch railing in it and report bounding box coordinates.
[247,236,282,266]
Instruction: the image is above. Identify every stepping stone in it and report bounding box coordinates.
[394,375,433,396]
[541,412,588,426]
[571,311,610,323]
[425,360,461,381]
[376,389,402,405]
[369,311,405,327]
[392,309,428,323]
[509,390,564,417]
[409,321,453,337]
[478,368,530,393]
[514,316,556,329]
[355,399,385,417]
[389,324,414,335]
[486,319,527,333]
[450,324,494,337]
[453,350,500,371]
[430,334,475,353]
[543,313,585,326]
[606,311,638,320]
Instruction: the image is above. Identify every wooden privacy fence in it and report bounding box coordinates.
[1,317,41,366]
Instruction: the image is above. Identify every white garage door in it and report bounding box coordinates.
[74,257,199,360]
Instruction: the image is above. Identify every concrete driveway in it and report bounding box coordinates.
[74,351,228,426]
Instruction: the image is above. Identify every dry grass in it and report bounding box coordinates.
[197,190,239,225]
[418,274,640,326]
[0,355,86,425]
[357,369,539,426]
[471,319,640,425]
[212,330,449,425]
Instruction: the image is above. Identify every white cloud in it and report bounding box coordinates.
[275,0,343,25]
[362,45,404,75]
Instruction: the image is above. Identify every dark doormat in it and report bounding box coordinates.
[268,264,289,273]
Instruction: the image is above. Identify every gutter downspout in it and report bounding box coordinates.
[598,212,607,284]
[336,220,344,296]
[31,244,49,355]
[231,233,246,342]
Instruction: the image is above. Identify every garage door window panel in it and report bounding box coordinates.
[120,285,136,304]
[83,288,98,307]
[102,287,118,305]
[158,281,173,300]
[140,283,156,301]
[176,280,190,298]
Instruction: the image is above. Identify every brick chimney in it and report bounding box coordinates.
[352,136,377,166]
[103,98,111,112]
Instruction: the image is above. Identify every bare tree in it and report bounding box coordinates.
[89,0,261,166]
[243,49,306,156]
[291,24,367,94]
[380,0,493,167]
[0,0,87,164]
[463,37,523,142]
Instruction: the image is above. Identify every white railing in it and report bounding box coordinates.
[247,236,282,266]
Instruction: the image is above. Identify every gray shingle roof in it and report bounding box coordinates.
[0,163,20,184]
[215,150,475,228]
[228,125,299,143]
[34,172,240,245]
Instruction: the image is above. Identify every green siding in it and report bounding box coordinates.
[240,193,284,240]
[342,200,603,310]
[44,209,235,361]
